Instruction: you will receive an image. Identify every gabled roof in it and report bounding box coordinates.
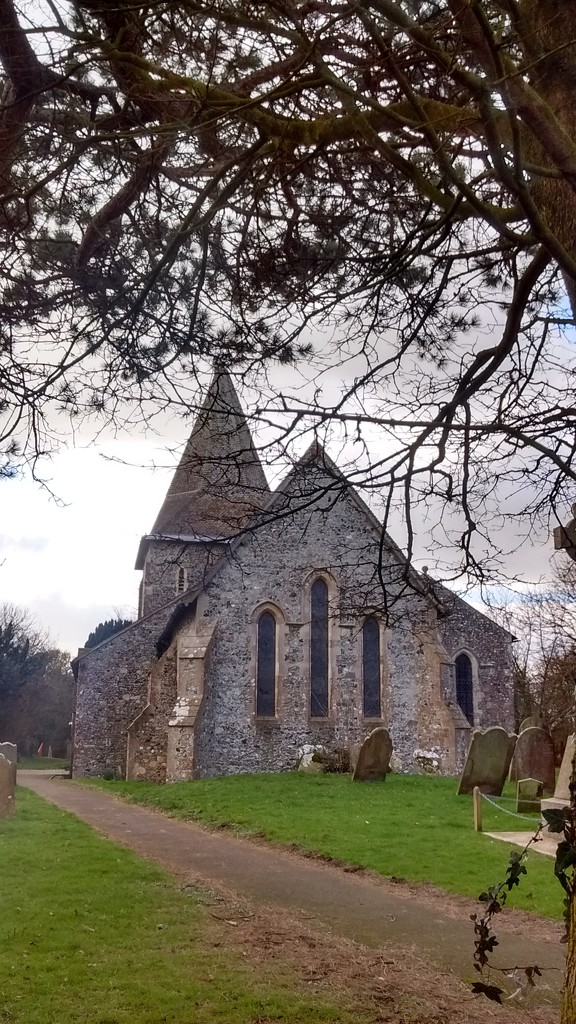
[85,437,467,666]
[154,440,443,649]
[256,440,441,606]
[148,368,271,542]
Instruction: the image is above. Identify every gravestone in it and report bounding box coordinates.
[348,743,361,773]
[516,777,543,814]
[0,743,17,785]
[542,734,575,819]
[0,754,15,817]
[297,744,325,773]
[554,734,575,801]
[457,727,517,796]
[513,726,555,796]
[519,714,543,733]
[352,727,392,782]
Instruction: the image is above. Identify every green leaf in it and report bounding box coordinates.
[555,840,576,876]
[543,808,568,833]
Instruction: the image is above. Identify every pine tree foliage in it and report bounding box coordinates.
[84,619,134,649]
[2,1,576,571]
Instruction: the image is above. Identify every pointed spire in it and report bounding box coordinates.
[151,369,270,538]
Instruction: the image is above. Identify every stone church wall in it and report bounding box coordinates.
[73,602,178,777]
[438,592,515,731]
[189,463,459,777]
[141,540,225,616]
[73,463,514,782]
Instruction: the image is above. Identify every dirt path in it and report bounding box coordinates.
[20,773,565,1012]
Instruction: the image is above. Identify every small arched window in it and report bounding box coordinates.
[176,566,187,594]
[362,617,381,718]
[455,652,474,725]
[256,611,277,717]
[310,578,329,717]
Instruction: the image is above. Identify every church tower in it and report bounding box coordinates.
[135,369,271,616]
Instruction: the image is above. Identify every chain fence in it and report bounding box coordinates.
[480,791,542,825]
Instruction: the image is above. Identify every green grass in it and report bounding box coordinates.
[84,772,562,919]
[18,756,69,770]
[0,788,376,1024]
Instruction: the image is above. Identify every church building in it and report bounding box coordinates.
[72,370,514,781]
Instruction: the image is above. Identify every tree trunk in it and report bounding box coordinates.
[521,2,576,316]
[562,893,576,1023]
[560,749,576,1024]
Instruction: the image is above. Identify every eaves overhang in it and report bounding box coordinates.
[134,532,230,570]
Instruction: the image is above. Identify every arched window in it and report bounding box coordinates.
[455,653,474,725]
[256,611,277,716]
[362,617,381,718]
[310,578,329,717]
[176,566,187,594]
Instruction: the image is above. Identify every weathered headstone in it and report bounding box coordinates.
[348,743,361,773]
[519,714,543,733]
[0,754,15,817]
[352,727,392,782]
[457,727,517,796]
[513,726,555,796]
[554,734,575,801]
[297,744,325,773]
[516,777,543,814]
[0,743,17,785]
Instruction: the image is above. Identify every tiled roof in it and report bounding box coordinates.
[151,369,271,538]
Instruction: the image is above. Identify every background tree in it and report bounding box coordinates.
[0,604,73,756]
[490,571,576,754]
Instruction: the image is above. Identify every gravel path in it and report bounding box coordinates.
[19,772,565,1006]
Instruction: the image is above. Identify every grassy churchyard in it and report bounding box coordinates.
[18,756,70,771]
[84,772,562,919]
[1,788,385,1024]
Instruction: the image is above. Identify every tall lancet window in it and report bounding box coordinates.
[176,566,187,594]
[362,617,381,718]
[256,611,277,716]
[310,578,329,717]
[455,652,474,725]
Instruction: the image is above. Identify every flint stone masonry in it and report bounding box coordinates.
[0,754,15,816]
[72,371,515,783]
[353,727,392,782]
[512,727,555,796]
[457,727,517,796]
[74,601,186,778]
[436,588,515,735]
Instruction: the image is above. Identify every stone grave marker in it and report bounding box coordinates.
[0,743,16,785]
[519,714,543,733]
[352,727,392,782]
[0,754,15,817]
[555,734,575,801]
[457,726,516,796]
[516,777,543,814]
[513,726,555,796]
[297,744,325,773]
[542,734,575,819]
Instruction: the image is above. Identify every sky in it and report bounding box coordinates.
[0,356,562,659]
[0,438,174,654]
